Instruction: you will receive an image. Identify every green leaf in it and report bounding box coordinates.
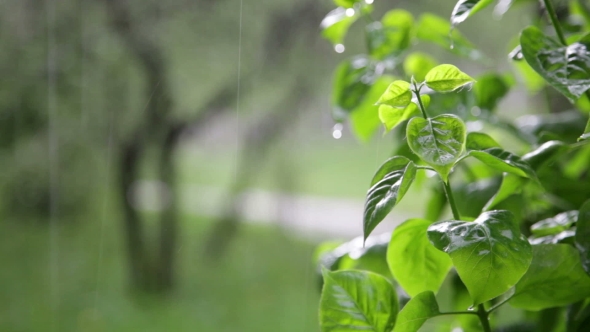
[466,132,501,151]
[416,13,483,60]
[331,56,374,120]
[468,148,536,178]
[510,244,590,311]
[531,210,578,236]
[367,10,414,60]
[427,210,533,305]
[521,140,568,170]
[321,7,360,46]
[474,73,513,111]
[387,219,452,296]
[483,173,526,210]
[529,229,576,245]
[576,200,590,276]
[425,64,475,93]
[364,157,417,240]
[376,80,412,108]
[333,0,360,8]
[520,27,590,102]
[379,95,430,132]
[392,291,440,332]
[320,269,398,332]
[580,117,590,141]
[350,76,395,141]
[403,52,438,82]
[451,0,494,26]
[406,114,466,181]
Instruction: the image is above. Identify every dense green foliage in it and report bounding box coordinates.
[316,0,590,331]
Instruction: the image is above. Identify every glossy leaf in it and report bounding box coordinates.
[451,0,494,26]
[581,117,590,141]
[531,210,578,236]
[466,132,501,151]
[387,219,452,296]
[376,80,412,108]
[427,210,533,305]
[406,114,466,181]
[379,95,430,132]
[520,27,590,102]
[403,52,438,82]
[484,173,526,210]
[321,7,359,46]
[576,200,590,276]
[367,10,414,59]
[474,73,513,111]
[320,269,398,332]
[416,13,483,60]
[331,56,375,120]
[510,244,590,310]
[425,64,475,93]
[318,233,391,276]
[364,157,417,240]
[392,291,440,332]
[468,148,536,178]
[529,229,576,245]
[521,140,568,170]
[350,76,395,141]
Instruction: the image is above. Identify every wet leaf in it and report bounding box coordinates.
[510,244,590,310]
[468,148,536,178]
[376,80,412,108]
[451,0,494,27]
[521,140,568,170]
[387,219,452,296]
[575,200,590,276]
[331,56,375,120]
[416,13,483,60]
[403,52,438,82]
[364,157,417,240]
[484,173,526,210]
[427,210,533,305]
[350,76,395,141]
[379,95,430,132]
[520,27,590,102]
[367,10,414,59]
[466,132,501,151]
[531,210,578,236]
[406,114,466,181]
[474,73,513,111]
[425,64,475,93]
[392,291,440,332]
[333,0,361,8]
[320,269,398,332]
[321,7,360,46]
[580,117,590,141]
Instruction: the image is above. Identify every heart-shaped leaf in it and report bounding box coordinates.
[364,157,417,240]
[451,0,494,27]
[321,7,360,46]
[531,210,578,237]
[575,199,590,276]
[387,219,452,296]
[392,291,440,332]
[466,132,501,151]
[468,148,536,178]
[510,244,590,311]
[376,80,412,108]
[406,114,466,181]
[366,9,414,60]
[320,269,398,332]
[403,52,438,82]
[379,95,430,132]
[427,210,533,305]
[425,64,475,93]
[520,27,590,102]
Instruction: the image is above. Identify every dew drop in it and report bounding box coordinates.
[332,123,343,140]
[334,44,345,53]
[345,8,355,17]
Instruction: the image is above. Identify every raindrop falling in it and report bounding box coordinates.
[448,28,455,50]
[332,123,343,140]
[334,44,345,53]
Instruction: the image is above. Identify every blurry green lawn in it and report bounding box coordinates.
[0,213,319,332]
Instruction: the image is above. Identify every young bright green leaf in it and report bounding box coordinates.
[468,148,536,178]
[321,7,359,46]
[575,200,590,276]
[416,13,483,60]
[520,27,590,102]
[425,64,475,93]
[350,76,395,141]
[367,10,414,60]
[483,173,526,210]
[379,95,430,132]
[531,210,578,237]
[333,0,360,8]
[451,0,494,27]
[466,132,501,151]
[387,219,452,296]
[376,80,412,108]
[320,269,398,332]
[364,157,417,240]
[392,291,440,332]
[510,244,590,311]
[474,73,513,111]
[406,114,466,181]
[403,53,438,82]
[427,210,533,305]
[580,117,590,141]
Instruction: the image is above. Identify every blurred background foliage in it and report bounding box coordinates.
[0,0,565,331]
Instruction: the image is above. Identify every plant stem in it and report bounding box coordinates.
[477,304,492,332]
[442,179,461,220]
[542,0,567,45]
[412,81,429,119]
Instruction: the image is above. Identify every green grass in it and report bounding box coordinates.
[0,213,320,332]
